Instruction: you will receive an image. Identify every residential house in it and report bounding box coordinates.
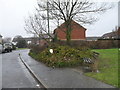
[26,34,53,46]
[13,37,39,45]
[54,20,86,41]
[12,34,53,46]
[101,27,120,39]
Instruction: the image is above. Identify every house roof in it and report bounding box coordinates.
[39,34,54,39]
[54,20,86,33]
[102,32,112,38]
[102,28,120,39]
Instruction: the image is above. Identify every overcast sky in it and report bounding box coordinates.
[0,0,119,38]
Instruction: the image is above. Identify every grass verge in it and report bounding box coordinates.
[85,48,119,87]
[16,48,28,50]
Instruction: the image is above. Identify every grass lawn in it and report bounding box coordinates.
[85,48,119,87]
[16,48,28,50]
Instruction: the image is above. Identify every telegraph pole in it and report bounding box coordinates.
[47,0,50,35]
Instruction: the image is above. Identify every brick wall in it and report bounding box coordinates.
[55,20,86,40]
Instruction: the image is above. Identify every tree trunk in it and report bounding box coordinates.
[65,20,72,45]
[66,30,71,45]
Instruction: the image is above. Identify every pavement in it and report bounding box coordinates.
[20,49,115,88]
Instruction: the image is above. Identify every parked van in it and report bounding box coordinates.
[3,43,13,52]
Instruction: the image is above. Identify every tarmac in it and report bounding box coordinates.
[20,49,115,88]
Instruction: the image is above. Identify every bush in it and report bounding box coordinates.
[56,40,119,49]
[16,39,27,48]
[30,44,48,54]
[12,44,16,50]
[29,44,97,68]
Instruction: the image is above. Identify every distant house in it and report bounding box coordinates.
[12,37,39,45]
[0,34,2,44]
[13,34,53,46]
[101,27,120,39]
[54,20,86,41]
[86,37,101,41]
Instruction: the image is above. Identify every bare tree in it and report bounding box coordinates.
[37,0,113,44]
[24,12,54,44]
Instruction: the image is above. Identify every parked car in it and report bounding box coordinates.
[3,43,13,52]
[0,44,4,53]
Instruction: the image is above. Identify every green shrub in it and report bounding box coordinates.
[29,44,96,68]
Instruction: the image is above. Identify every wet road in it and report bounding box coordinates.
[1,49,115,88]
[2,50,39,88]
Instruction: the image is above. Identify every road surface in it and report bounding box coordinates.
[2,50,40,88]
[2,49,115,88]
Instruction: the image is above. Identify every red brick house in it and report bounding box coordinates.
[54,20,86,41]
